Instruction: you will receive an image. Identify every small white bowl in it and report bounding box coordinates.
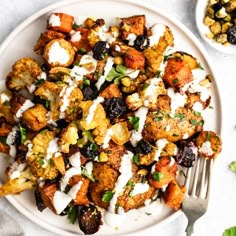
[195,0,236,55]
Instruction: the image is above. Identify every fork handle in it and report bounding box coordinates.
[185,221,194,236]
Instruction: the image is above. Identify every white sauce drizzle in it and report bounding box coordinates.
[9,162,27,180]
[199,141,214,156]
[70,30,82,42]
[168,157,176,167]
[108,151,133,213]
[193,102,203,112]
[48,41,70,65]
[67,181,83,200]
[130,107,149,147]
[69,152,81,168]
[53,191,72,214]
[59,85,75,119]
[154,139,169,160]
[126,68,140,79]
[95,57,114,90]
[43,138,60,168]
[49,14,61,27]
[6,126,19,158]
[149,24,166,47]
[96,25,117,44]
[70,55,97,82]
[86,96,105,124]
[167,88,186,115]
[0,93,11,103]
[183,133,189,139]
[102,128,113,149]
[126,33,137,46]
[130,183,150,197]
[15,100,34,118]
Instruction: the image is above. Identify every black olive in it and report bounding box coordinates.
[92,41,109,60]
[174,141,198,168]
[34,189,46,212]
[41,63,50,72]
[82,85,98,101]
[32,96,49,109]
[95,19,105,26]
[135,139,153,154]
[134,35,150,51]
[212,3,222,13]
[78,205,102,235]
[56,119,69,129]
[80,142,98,160]
[12,131,21,146]
[124,142,137,154]
[227,26,236,45]
[59,205,70,216]
[103,98,127,120]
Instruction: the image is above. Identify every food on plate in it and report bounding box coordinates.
[0,13,222,234]
[203,0,236,45]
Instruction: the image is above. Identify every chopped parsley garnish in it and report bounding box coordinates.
[106,65,127,84]
[194,111,201,116]
[223,226,236,236]
[78,48,87,54]
[173,133,179,137]
[0,137,7,145]
[72,23,80,30]
[45,100,50,109]
[35,79,45,86]
[174,113,185,121]
[190,119,204,126]
[68,205,78,224]
[102,190,114,202]
[81,166,96,182]
[198,63,204,70]
[133,154,139,165]
[157,70,162,78]
[154,116,163,122]
[172,78,178,84]
[128,116,140,131]
[229,161,236,172]
[143,82,149,90]
[206,132,212,140]
[19,124,27,144]
[163,54,172,62]
[38,158,45,166]
[153,171,164,182]
[3,101,10,106]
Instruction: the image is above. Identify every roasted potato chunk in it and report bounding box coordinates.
[21,104,48,132]
[100,84,122,99]
[163,58,193,89]
[124,49,145,70]
[89,163,119,209]
[120,15,146,41]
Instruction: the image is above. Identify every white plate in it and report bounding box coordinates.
[0,0,222,235]
[195,0,236,55]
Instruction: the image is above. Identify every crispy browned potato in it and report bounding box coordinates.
[196,131,222,159]
[162,58,193,89]
[172,51,199,70]
[38,183,58,214]
[117,175,156,212]
[162,180,185,210]
[43,39,75,68]
[100,84,122,99]
[21,104,48,132]
[120,15,146,40]
[111,122,130,146]
[47,13,74,33]
[89,163,119,209]
[124,49,145,70]
[143,107,203,142]
[34,30,66,55]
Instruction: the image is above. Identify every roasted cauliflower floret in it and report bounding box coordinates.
[43,39,76,68]
[58,122,79,153]
[92,118,110,145]
[144,25,174,76]
[125,92,142,111]
[79,97,106,130]
[0,164,36,197]
[27,131,64,179]
[6,57,42,91]
[143,107,204,143]
[196,131,222,159]
[21,104,48,132]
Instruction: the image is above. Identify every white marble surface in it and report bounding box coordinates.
[0,0,236,235]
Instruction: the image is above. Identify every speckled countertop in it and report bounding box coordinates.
[0,0,236,236]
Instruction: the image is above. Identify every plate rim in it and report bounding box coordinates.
[0,0,222,235]
[195,0,236,55]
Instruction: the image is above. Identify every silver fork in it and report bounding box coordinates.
[182,157,214,236]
